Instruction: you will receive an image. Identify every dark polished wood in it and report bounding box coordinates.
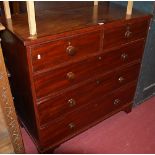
[31,30,101,72]
[31,37,144,74]
[0,30,39,142]
[0,2,151,153]
[39,83,136,149]
[34,40,144,99]
[2,2,151,45]
[103,18,149,50]
[37,63,140,126]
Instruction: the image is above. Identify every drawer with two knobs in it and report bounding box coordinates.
[38,82,136,147]
[34,39,144,99]
[36,63,140,126]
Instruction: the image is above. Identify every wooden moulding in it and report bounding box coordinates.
[0,24,25,153]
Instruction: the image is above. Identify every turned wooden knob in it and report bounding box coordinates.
[125,30,132,38]
[68,98,76,107]
[113,99,121,105]
[66,72,75,81]
[121,53,128,60]
[68,123,75,129]
[118,76,125,83]
[66,45,76,56]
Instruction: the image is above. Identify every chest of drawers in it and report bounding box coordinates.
[0,3,151,153]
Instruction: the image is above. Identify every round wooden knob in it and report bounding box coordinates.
[66,45,76,56]
[121,53,128,60]
[113,99,120,105]
[68,123,75,129]
[68,98,76,107]
[125,30,132,38]
[98,56,102,60]
[66,72,75,81]
[118,76,125,83]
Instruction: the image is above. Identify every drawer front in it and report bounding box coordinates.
[103,19,148,50]
[31,30,101,73]
[34,40,144,99]
[39,83,136,147]
[37,63,140,125]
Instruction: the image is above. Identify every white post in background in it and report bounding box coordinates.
[93,3,98,24]
[3,1,11,19]
[94,1,98,6]
[126,1,133,15]
[26,1,37,36]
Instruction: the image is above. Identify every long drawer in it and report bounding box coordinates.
[103,18,148,50]
[39,83,136,147]
[34,40,144,99]
[31,30,101,73]
[37,63,140,126]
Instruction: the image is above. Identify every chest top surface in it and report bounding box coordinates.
[3,2,152,45]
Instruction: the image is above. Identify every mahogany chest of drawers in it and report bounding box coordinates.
[0,3,151,153]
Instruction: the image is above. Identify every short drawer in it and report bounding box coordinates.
[37,63,140,125]
[103,18,148,50]
[31,30,101,73]
[39,83,136,147]
[34,40,144,99]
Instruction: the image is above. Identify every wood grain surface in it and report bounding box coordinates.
[0,2,151,153]
[1,2,151,44]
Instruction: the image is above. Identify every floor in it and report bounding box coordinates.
[0,105,14,153]
[22,96,155,154]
